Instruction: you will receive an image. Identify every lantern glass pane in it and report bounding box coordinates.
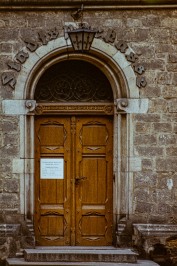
[83,32,95,50]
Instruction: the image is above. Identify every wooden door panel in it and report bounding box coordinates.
[81,215,106,236]
[39,180,64,203]
[82,124,108,146]
[81,158,107,203]
[35,117,71,246]
[75,117,113,246]
[39,123,66,154]
[39,216,64,235]
[39,124,64,146]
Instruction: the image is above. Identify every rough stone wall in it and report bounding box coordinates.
[0,116,20,216]
[1,7,177,264]
[131,10,177,224]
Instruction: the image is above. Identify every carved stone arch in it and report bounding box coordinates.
[14,37,139,100]
[11,37,141,245]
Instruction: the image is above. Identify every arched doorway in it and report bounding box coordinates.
[8,37,138,248]
[34,60,114,246]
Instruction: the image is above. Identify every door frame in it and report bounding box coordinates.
[32,100,127,247]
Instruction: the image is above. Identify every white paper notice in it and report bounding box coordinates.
[40,158,64,179]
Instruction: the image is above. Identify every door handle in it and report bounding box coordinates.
[75,176,87,185]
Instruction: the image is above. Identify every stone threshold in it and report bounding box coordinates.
[24,247,138,263]
[6,258,160,266]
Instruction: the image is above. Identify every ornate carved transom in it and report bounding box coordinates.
[34,60,113,102]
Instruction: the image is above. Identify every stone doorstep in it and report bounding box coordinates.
[6,258,160,266]
[24,248,138,263]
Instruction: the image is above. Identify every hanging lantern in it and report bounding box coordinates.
[67,25,97,52]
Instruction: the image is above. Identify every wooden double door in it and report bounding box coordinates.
[35,115,113,246]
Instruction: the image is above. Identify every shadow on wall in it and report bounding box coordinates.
[149,237,177,266]
[150,243,171,266]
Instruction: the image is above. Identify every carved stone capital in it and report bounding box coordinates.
[25,100,36,112]
[115,98,128,112]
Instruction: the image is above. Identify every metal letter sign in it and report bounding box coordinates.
[40,158,64,179]
[1,26,147,89]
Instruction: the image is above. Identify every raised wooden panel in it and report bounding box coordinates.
[81,158,106,203]
[81,124,108,146]
[81,215,106,236]
[39,124,65,146]
[40,180,64,204]
[40,215,64,236]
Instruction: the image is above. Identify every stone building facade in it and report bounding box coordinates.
[1,0,177,265]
